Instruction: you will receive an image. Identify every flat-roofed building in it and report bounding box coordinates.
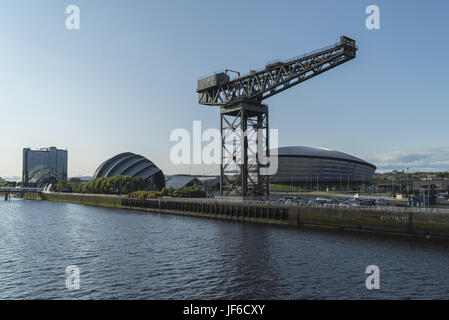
[22,147,68,187]
[165,175,201,189]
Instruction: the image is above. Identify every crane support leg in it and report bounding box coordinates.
[220,102,269,198]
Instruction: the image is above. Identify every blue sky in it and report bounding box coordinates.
[1,0,448,178]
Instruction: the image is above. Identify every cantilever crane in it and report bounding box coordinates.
[197,36,357,197]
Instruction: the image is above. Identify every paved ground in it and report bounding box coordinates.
[271,190,449,208]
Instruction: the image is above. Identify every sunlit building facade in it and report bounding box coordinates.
[22,147,68,187]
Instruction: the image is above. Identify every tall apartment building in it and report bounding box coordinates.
[22,147,68,187]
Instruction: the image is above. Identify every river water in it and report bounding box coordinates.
[1,198,449,299]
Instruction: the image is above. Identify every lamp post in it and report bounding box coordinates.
[340,175,342,198]
[362,175,365,195]
[422,186,426,209]
[406,167,410,197]
[391,178,394,196]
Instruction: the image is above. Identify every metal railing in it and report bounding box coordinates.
[275,202,449,215]
[0,187,42,193]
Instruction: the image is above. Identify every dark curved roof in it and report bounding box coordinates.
[93,152,163,180]
[277,146,376,170]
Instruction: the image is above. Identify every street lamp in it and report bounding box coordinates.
[406,167,410,197]
[340,175,342,198]
[362,175,365,195]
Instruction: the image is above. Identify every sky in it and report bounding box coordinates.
[0,0,448,178]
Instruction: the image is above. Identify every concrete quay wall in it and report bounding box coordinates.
[22,192,449,239]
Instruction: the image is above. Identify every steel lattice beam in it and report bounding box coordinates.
[198,36,357,106]
[220,103,269,197]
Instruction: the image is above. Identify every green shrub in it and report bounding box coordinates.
[0,181,16,188]
[128,185,206,199]
[50,176,149,195]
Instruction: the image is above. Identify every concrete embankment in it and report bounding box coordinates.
[23,192,123,209]
[22,192,449,239]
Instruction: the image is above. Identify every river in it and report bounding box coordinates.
[1,198,449,299]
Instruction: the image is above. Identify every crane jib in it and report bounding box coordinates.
[197,36,357,107]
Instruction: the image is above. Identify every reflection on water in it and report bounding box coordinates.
[1,198,449,299]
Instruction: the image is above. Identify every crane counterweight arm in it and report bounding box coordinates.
[197,36,357,106]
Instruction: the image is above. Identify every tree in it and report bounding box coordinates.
[436,171,449,179]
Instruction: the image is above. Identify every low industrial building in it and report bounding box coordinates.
[165,175,202,189]
[196,175,220,193]
[376,179,449,195]
[412,179,449,193]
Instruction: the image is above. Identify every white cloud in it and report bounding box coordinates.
[366,147,449,172]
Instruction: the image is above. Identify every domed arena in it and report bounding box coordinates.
[92,152,165,190]
[271,146,376,185]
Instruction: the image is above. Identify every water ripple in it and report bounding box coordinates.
[2,199,449,299]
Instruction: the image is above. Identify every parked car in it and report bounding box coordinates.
[360,199,376,206]
[375,198,389,206]
[349,201,360,207]
[339,199,359,207]
[323,200,339,207]
[316,197,332,203]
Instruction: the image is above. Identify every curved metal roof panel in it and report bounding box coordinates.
[92,152,135,178]
[122,159,154,177]
[92,152,163,180]
[105,154,142,177]
[139,166,163,180]
[276,146,376,170]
